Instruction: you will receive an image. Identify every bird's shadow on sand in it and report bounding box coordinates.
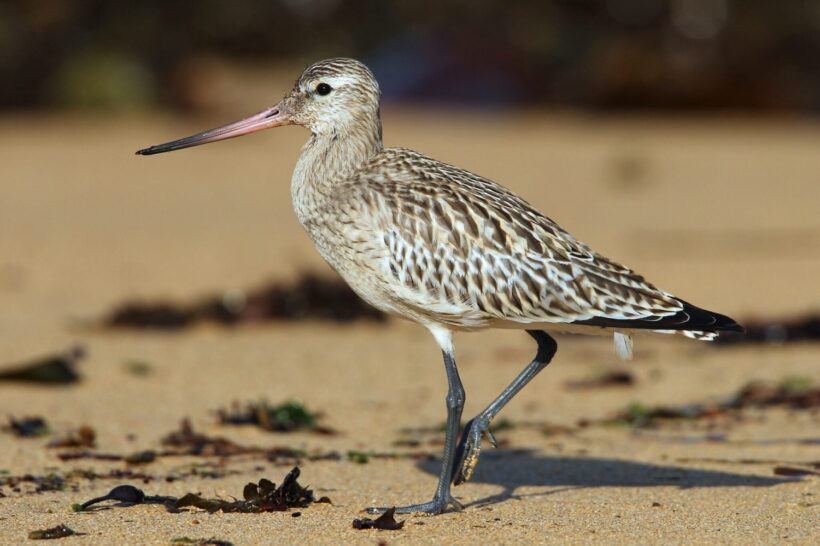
[416,449,797,508]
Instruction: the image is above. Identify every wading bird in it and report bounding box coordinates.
[137,58,742,514]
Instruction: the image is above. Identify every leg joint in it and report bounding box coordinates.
[528,330,558,363]
[445,386,465,409]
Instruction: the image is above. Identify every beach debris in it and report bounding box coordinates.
[106,302,192,329]
[104,273,386,330]
[346,450,434,465]
[80,484,151,509]
[174,467,330,513]
[28,524,81,540]
[123,360,153,376]
[714,314,819,345]
[75,467,330,515]
[161,418,255,457]
[125,450,157,465]
[264,447,310,465]
[56,451,123,462]
[171,538,234,546]
[47,425,95,448]
[773,466,818,477]
[604,377,819,428]
[606,402,710,427]
[0,472,69,493]
[3,468,205,496]
[566,369,635,389]
[0,346,83,384]
[54,420,340,467]
[347,450,372,464]
[397,418,570,446]
[352,507,405,530]
[217,400,333,434]
[4,416,49,437]
[729,377,819,410]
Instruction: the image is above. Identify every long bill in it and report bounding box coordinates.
[135,102,291,155]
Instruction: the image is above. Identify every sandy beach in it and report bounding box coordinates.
[0,110,818,545]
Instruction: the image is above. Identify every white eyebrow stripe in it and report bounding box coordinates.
[311,74,360,89]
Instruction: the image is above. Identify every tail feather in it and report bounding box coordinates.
[577,299,743,338]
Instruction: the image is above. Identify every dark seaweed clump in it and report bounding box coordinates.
[0,346,84,384]
[352,507,405,530]
[28,524,82,540]
[77,467,330,514]
[606,377,819,428]
[3,416,49,438]
[105,274,385,330]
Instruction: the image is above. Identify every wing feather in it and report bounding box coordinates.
[357,148,740,335]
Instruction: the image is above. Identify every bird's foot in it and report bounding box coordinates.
[453,416,497,486]
[365,494,463,515]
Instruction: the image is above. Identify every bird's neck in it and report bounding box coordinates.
[291,117,383,206]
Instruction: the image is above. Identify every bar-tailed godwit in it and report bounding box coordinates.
[137,58,742,514]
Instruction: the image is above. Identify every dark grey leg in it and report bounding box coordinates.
[366,349,465,514]
[452,330,557,485]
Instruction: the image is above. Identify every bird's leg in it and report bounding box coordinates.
[366,349,465,515]
[452,330,557,485]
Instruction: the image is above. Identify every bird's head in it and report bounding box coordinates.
[285,58,381,136]
[136,58,381,156]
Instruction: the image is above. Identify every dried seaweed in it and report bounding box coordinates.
[217,400,335,434]
[56,451,123,462]
[352,507,405,530]
[605,377,820,428]
[81,484,150,509]
[47,425,95,448]
[727,378,819,410]
[125,450,157,465]
[714,314,820,345]
[76,467,330,515]
[396,418,572,447]
[773,466,819,477]
[0,346,83,384]
[4,416,49,437]
[175,468,326,513]
[28,524,81,540]
[171,538,234,546]
[55,420,339,467]
[566,370,635,389]
[0,473,69,493]
[161,418,256,456]
[346,450,435,464]
[104,274,385,330]
[2,468,195,496]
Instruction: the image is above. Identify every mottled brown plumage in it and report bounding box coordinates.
[280,60,739,343]
[137,57,742,515]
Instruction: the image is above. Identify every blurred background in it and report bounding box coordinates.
[1,1,818,352]
[3,0,820,112]
[1,0,819,368]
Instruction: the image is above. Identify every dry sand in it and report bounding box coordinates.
[0,109,818,545]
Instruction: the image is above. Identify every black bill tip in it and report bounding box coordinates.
[135,143,184,156]
[135,143,178,156]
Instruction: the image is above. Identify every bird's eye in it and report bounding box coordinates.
[315,83,332,96]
